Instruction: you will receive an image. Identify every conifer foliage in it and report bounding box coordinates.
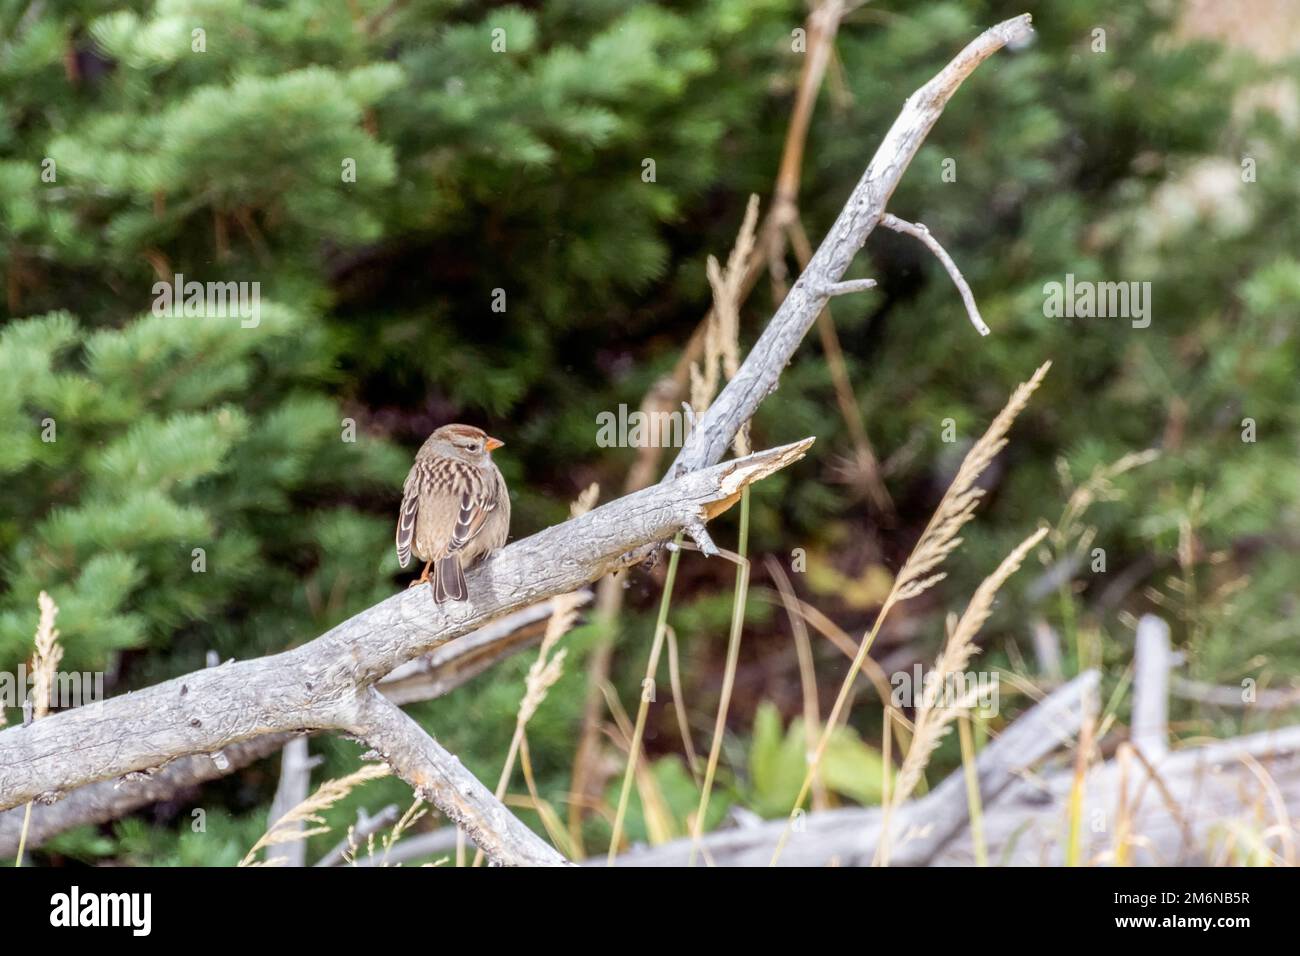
[2,1,1299,863]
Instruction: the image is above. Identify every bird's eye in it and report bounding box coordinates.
[466,443,480,453]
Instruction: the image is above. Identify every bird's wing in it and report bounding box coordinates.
[447,465,499,556]
[398,459,499,566]
[395,467,422,568]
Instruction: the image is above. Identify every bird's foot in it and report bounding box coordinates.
[408,560,433,589]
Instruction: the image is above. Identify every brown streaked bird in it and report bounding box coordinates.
[396,424,510,604]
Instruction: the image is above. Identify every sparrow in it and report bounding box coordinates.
[396,424,510,603]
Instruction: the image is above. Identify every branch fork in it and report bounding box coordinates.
[880,213,990,336]
[0,13,1034,865]
[0,440,813,864]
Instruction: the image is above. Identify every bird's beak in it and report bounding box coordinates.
[485,436,504,452]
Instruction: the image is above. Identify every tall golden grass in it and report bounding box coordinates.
[770,362,1051,865]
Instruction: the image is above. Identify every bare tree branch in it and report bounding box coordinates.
[347,689,566,867]
[263,737,320,867]
[603,670,1098,866]
[564,10,1030,848]
[376,592,591,705]
[821,278,879,297]
[315,804,401,868]
[0,596,587,856]
[943,722,1300,866]
[0,440,811,864]
[604,669,1300,867]
[878,213,990,336]
[1170,676,1300,711]
[1132,614,1171,759]
[0,12,1035,865]
[669,14,1032,476]
[0,734,293,856]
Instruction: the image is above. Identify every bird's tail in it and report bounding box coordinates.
[433,554,467,604]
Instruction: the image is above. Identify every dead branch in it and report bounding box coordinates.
[315,804,401,867]
[604,670,1098,866]
[1132,614,1171,759]
[878,213,990,336]
[263,738,320,867]
[376,592,591,705]
[0,594,589,856]
[1170,676,1300,711]
[606,671,1300,866]
[942,722,1300,866]
[0,12,1034,866]
[565,8,1029,844]
[822,279,879,297]
[347,689,564,867]
[670,14,1033,477]
[0,442,810,865]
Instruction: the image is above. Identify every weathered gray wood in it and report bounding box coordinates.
[1132,614,1171,759]
[888,670,1100,864]
[1170,676,1300,710]
[669,13,1033,478]
[0,11,1037,867]
[0,733,293,857]
[346,688,568,867]
[606,672,1300,867]
[376,592,589,705]
[939,723,1300,866]
[606,671,1098,866]
[878,214,989,335]
[0,441,810,865]
[0,597,587,856]
[263,737,319,867]
[1031,618,1064,680]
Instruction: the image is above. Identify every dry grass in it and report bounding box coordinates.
[687,492,751,866]
[347,798,429,867]
[606,539,683,861]
[1065,711,1096,866]
[13,591,63,866]
[239,763,391,867]
[30,590,62,722]
[956,713,987,866]
[666,626,701,782]
[875,526,1048,865]
[469,487,594,865]
[693,193,760,456]
[1052,450,1159,550]
[682,205,763,863]
[607,202,761,864]
[769,362,1051,865]
[1044,447,1158,664]
[519,591,583,725]
[891,362,1051,605]
[767,556,829,810]
[891,526,1049,809]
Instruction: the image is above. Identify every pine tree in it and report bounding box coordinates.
[2,0,1298,862]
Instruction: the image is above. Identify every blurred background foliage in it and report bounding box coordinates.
[2,0,1299,864]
